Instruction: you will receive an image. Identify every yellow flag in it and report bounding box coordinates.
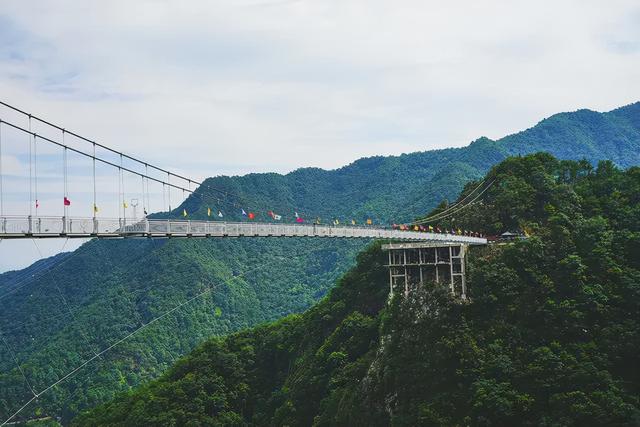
[123,201,128,209]
[457,228,462,235]
[414,225,419,231]
[366,219,373,225]
[351,219,356,225]
[207,207,212,217]
[183,209,188,217]
[428,225,434,231]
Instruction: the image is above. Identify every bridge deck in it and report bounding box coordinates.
[0,216,487,244]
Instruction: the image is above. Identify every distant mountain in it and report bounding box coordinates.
[75,154,640,426]
[1,102,639,424]
[179,102,640,224]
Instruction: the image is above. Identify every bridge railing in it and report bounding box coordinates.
[0,216,487,244]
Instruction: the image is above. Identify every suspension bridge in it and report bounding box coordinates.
[0,101,487,245]
[0,101,491,426]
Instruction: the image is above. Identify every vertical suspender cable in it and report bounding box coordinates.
[92,143,96,217]
[34,133,38,216]
[167,172,171,214]
[144,164,149,215]
[119,154,125,221]
[162,182,166,214]
[28,116,32,217]
[62,130,68,218]
[0,120,3,217]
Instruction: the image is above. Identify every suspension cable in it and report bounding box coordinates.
[0,263,263,426]
[410,179,495,225]
[0,330,37,397]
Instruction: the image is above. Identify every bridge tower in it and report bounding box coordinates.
[382,243,468,299]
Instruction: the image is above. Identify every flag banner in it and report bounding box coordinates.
[242,209,247,216]
[273,214,282,220]
[218,210,224,218]
[351,219,356,225]
[267,210,274,218]
[315,217,321,225]
[35,200,40,209]
[207,207,211,217]
[94,204,99,213]
[248,212,255,220]
[366,219,373,225]
[183,209,188,217]
[64,197,71,206]
[123,201,128,209]
[296,217,304,223]
[428,225,434,231]
[143,208,147,215]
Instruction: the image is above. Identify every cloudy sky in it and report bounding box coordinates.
[0,0,639,271]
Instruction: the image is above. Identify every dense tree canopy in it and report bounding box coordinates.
[74,154,640,426]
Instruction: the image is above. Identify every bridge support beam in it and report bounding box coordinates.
[382,242,468,299]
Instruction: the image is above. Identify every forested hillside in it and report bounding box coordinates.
[1,103,639,423]
[76,154,640,426]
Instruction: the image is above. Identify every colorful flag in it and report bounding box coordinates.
[242,209,247,216]
[218,210,224,218]
[296,217,304,223]
[414,225,419,231]
[183,209,188,217]
[35,200,40,209]
[334,219,340,225]
[366,219,373,225]
[248,212,255,220]
[315,217,321,224]
[207,207,212,217]
[123,201,128,209]
[63,197,71,206]
[273,214,282,220]
[457,229,462,235]
[294,211,299,218]
[351,219,356,225]
[428,225,434,231]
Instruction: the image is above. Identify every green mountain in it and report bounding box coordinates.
[1,103,639,424]
[179,102,640,224]
[75,154,640,426]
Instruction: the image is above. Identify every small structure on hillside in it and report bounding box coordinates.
[382,242,468,299]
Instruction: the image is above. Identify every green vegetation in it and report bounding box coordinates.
[1,102,639,423]
[0,238,365,424]
[75,154,640,426]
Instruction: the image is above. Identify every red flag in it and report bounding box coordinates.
[248,212,255,220]
[63,197,71,206]
[296,217,304,223]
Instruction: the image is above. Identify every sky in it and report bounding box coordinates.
[0,0,639,272]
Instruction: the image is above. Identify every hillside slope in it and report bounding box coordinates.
[76,154,640,426]
[1,102,639,423]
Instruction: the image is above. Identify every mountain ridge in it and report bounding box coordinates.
[1,102,639,423]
